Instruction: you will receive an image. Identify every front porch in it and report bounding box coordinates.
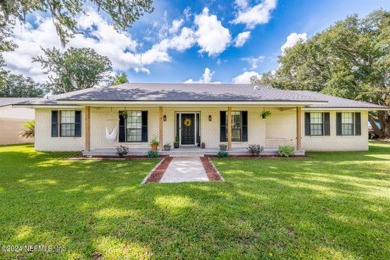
[83,146,306,157]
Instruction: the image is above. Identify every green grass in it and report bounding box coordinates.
[0,143,389,259]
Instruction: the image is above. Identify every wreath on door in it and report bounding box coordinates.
[184,118,192,127]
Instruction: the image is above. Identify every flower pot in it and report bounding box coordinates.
[174,142,179,149]
[163,146,171,151]
[201,142,206,149]
[151,144,158,151]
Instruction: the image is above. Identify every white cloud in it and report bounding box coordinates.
[4,10,197,82]
[184,6,192,21]
[184,68,221,84]
[194,8,231,56]
[234,31,251,47]
[235,0,249,9]
[168,19,184,34]
[280,32,307,54]
[232,71,262,84]
[241,55,264,70]
[232,0,277,29]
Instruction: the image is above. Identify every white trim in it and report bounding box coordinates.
[303,107,389,111]
[176,112,200,146]
[56,101,326,106]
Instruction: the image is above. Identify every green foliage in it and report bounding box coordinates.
[150,137,159,146]
[18,120,35,139]
[253,9,390,138]
[147,150,159,158]
[247,144,264,156]
[217,150,229,158]
[112,72,129,86]
[278,145,295,157]
[0,0,154,45]
[261,110,271,119]
[34,47,113,94]
[0,143,390,258]
[115,145,128,157]
[0,71,44,97]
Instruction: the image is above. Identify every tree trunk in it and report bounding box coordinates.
[370,111,390,139]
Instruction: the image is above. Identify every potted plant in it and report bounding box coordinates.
[116,145,129,158]
[261,110,271,119]
[201,142,206,149]
[163,142,171,151]
[219,144,227,151]
[150,137,159,151]
[174,136,179,148]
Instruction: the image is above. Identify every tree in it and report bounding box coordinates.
[112,72,129,86]
[34,47,113,94]
[19,120,35,139]
[0,71,44,97]
[0,0,154,45]
[253,9,390,138]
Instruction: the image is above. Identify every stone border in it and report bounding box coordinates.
[200,157,224,182]
[142,157,173,183]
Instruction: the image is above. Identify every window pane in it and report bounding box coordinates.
[226,111,242,141]
[310,113,322,124]
[126,111,142,142]
[60,123,75,137]
[60,111,75,136]
[342,124,353,135]
[310,124,323,136]
[61,111,75,124]
[342,112,353,124]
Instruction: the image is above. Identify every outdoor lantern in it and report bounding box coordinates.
[208,115,212,121]
[163,115,167,121]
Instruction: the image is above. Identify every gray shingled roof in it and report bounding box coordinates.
[15,83,389,109]
[294,91,388,109]
[0,97,37,108]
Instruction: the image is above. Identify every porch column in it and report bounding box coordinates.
[159,106,163,150]
[227,106,232,151]
[85,106,91,152]
[296,106,302,150]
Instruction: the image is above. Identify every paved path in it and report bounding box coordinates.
[159,157,209,183]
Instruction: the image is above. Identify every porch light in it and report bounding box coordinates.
[163,115,167,121]
[208,115,212,121]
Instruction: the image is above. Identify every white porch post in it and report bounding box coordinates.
[84,106,91,152]
[227,106,232,151]
[296,106,302,150]
[159,106,163,150]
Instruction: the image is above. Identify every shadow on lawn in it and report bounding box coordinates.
[0,145,389,258]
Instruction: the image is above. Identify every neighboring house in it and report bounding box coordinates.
[15,83,389,152]
[0,98,36,145]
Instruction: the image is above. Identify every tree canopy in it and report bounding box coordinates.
[0,0,154,45]
[0,71,44,97]
[112,72,129,86]
[34,47,113,94]
[253,9,390,138]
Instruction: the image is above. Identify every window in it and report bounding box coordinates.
[310,112,323,136]
[51,110,81,137]
[305,112,330,136]
[60,111,76,137]
[220,111,248,142]
[228,112,242,141]
[341,112,353,135]
[336,112,361,136]
[126,111,142,142]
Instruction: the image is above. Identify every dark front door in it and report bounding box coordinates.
[181,113,195,145]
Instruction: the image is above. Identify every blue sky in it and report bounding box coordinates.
[4,0,390,84]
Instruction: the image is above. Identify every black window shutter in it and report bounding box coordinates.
[336,113,342,136]
[220,111,227,142]
[74,111,82,137]
[119,112,126,142]
[305,112,311,136]
[355,112,361,136]
[324,112,330,136]
[51,111,58,137]
[242,111,248,142]
[142,111,148,142]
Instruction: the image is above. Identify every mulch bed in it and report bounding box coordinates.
[77,155,169,160]
[145,157,173,183]
[200,157,223,181]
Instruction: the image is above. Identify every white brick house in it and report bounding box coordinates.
[16,83,388,153]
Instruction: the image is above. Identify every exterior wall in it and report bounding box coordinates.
[35,108,85,151]
[0,106,35,145]
[301,110,368,151]
[33,106,369,152]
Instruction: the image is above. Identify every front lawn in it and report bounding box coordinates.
[0,143,389,258]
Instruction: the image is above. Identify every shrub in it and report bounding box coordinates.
[116,145,128,157]
[278,145,295,157]
[217,150,229,158]
[147,150,159,158]
[247,144,264,156]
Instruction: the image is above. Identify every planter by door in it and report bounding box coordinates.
[151,144,158,151]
